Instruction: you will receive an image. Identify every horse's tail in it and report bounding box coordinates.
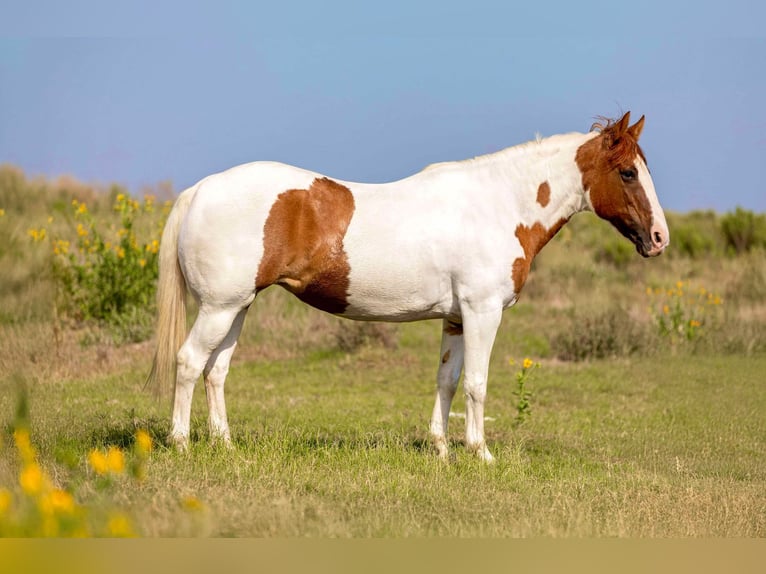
[145,185,197,399]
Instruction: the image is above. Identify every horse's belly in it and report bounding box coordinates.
[341,258,455,322]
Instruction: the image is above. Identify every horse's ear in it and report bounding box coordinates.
[627,114,645,141]
[614,111,631,135]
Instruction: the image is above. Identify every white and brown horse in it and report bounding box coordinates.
[147,111,669,461]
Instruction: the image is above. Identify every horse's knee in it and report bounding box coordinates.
[462,375,487,403]
[176,346,203,385]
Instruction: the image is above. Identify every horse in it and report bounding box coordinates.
[146,111,669,462]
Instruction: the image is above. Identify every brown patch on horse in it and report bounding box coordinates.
[441,349,451,364]
[511,218,568,294]
[536,181,551,208]
[444,321,463,336]
[255,177,355,314]
[575,113,653,246]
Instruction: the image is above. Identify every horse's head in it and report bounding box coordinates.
[575,112,669,257]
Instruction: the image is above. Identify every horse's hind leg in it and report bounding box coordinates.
[170,305,243,450]
[203,307,248,447]
[429,320,465,460]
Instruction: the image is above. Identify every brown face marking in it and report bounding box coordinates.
[444,321,463,336]
[575,113,654,254]
[536,181,551,208]
[511,218,568,294]
[255,177,355,314]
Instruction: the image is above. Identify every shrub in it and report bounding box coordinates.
[594,237,635,268]
[552,306,651,361]
[49,193,170,343]
[334,322,398,353]
[720,207,766,255]
[672,223,716,258]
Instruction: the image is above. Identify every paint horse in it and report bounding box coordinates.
[147,111,669,462]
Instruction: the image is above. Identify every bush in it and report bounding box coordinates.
[594,237,634,268]
[720,207,766,254]
[671,223,717,258]
[48,193,170,343]
[334,321,398,353]
[551,306,651,361]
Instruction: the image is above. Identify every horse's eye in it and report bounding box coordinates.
[620,168,637,182]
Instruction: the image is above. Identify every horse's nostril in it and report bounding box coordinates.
[653,231,663,245]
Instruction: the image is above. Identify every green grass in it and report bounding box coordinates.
[1,167,765,537]
[2,325,763,537]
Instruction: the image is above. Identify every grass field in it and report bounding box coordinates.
[1,167,765,537]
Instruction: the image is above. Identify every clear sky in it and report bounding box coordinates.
[1,1,764,212]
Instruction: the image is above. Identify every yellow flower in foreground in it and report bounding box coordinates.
[0,208,5,217]
[135,430,152,454]
[49,489,76,514]
[20,463,45,496]
[88,449,109,475]
[689,319,701,328]
[106,446,125,474]
[0,488,12,514]
[107,513,135,537]
[13,428,36,463]
[523,358,534,370]
[76,223,88,237]
[77,203,87,215]
[182,496,205,512]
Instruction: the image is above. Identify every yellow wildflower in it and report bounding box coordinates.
[77,203,87,215]
[106,446,125,474]
[27,228,46,242]
[76,223,88,237]
[182,496,205,512]
[0,208,5,217]
[0,488,12,514]
[116,246,125,259]
[676,281,684,289]
[523,358,534,370]
[663,305,670,315]
[135,429,152,454]
[689,319,701,328]
[107,513,135,537]
[52,239,70,256]
[13,428,36,463]
[116,193,126,203]
[49,489,75,514]
[139,258,146,268]
[19,463,45,496]
[88,449,109,475]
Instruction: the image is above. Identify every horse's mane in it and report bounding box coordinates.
[589,116,646,167]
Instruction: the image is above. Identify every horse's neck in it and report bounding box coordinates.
[468,131,593,229]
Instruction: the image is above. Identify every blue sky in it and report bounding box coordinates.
[1,2,765,212]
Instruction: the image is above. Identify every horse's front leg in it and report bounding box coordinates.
[429,320,465,460]
[460,305,502,463]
